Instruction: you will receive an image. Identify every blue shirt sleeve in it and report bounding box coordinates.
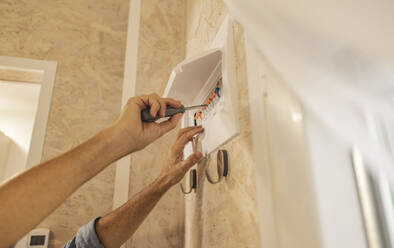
[63,217,104,248]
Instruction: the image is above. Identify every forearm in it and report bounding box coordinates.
[0,126,127,246]
[95,126,203,248]
[96,175,172,248]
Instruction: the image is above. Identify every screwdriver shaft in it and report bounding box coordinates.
[184,104,207,110]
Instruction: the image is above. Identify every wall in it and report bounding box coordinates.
[226,1,379,246]
[246,35,367,248]
[125,0,186,247]
[0,0,129,246]
[306,114,367,248]
[185,1,261,247]
[261,62,322,248]
[0,81,41,183]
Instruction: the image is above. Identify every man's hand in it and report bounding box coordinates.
[96,126,204,248]
[159,126,204,188]
[109,93,183,155]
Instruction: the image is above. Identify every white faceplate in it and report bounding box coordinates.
[164,17,239,156]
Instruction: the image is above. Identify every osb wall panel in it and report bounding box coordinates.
[185,0,261,247]
[0,0,129,247]
[125,0,186,247]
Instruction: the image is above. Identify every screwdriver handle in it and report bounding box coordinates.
[141,105,186,122]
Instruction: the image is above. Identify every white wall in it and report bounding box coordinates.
[305,114,367,248]
[226,0,394,182]
[246,38,368,247]
[0,80,41,182]
[234,1,394,246]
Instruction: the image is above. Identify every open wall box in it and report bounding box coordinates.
[164,17,239,156]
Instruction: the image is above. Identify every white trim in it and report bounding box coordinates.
[0,56,57,168]
[112,0,141,213]
[377,173,394,246]
[351,147,382,248]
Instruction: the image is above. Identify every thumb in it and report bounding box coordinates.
[181,152,203,171]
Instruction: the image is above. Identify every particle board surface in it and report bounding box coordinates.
[0,0,129,247]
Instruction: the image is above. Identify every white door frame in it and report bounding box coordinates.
[0,56,57,169]
[112,0,141,211]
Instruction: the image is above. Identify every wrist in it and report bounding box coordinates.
[152,174,172,194]
[98,125,136,160]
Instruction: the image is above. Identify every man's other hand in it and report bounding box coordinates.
[159,126,204,187]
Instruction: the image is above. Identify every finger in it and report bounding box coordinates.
[159,98,167,117]
[129,97,146,110]
[176,126,202,139]
[180,152,203,171]
[172,127,204,154]
[136,94,156,108]
[158,113,183,135]
[137,94,161,117]
[148,97,161,117]
[164,98,182,108]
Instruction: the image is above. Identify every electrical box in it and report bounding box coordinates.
[164,17,239,156]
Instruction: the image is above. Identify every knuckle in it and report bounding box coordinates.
[186,158,196,166]
[181,134,189,142]
[191,154,199,162]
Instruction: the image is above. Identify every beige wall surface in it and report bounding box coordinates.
[0,0,129,246]
[125,0,186,247]
[185,0,261,247]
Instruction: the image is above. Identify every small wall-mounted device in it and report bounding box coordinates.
[15,229,50,248]
[27,229,50,248]
[164,17,239,157]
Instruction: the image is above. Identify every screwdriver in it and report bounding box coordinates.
[141,104,207,122]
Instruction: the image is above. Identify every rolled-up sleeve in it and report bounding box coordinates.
[63,217,104,248]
